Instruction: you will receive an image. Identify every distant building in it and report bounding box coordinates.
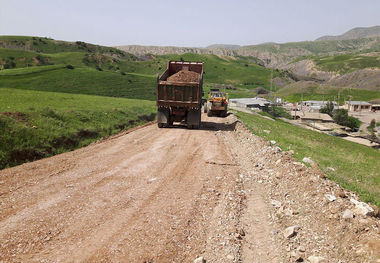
[371,104,380,112]
[229,98,272,110]
[291,111,334,123]
[344,101,371,112]
[301,101,338,112]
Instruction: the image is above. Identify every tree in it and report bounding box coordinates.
[333,109,361,129]
[346,116,361,130]
[320,101,335,117]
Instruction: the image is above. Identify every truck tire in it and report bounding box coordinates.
[207,103,213,117]
[187,109,201,129]
[157,107,170,128]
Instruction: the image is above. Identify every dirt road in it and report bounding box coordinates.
[1,114,379,263]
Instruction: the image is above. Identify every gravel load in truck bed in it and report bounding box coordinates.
[167,70,200,83]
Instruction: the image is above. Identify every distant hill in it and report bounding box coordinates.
[117,36,380,67]
[115,45,236,58]
[316,25,380,41]
[206,44,240,50]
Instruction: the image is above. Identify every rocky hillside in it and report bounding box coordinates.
[117,37,380,67]
[317,25,380,41]
[116,45,235,59]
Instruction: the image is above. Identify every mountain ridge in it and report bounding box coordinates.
[316,25,380,41]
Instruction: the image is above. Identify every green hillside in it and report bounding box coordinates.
[0,36,277,99]
[241,37,380,56]
[0,88,155,169]
[276,83,380,104]
[0,36,133,57]
[0,66,156,100]
[313,54,380,74]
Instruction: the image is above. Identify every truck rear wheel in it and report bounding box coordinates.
[187,109,201,129]
[157,107,170,128]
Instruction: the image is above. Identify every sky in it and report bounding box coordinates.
[1,0,380,47]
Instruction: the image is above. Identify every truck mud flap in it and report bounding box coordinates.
[157,108,170,128]
[187,109,201,129]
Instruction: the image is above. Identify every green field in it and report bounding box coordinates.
[235,111,380,208]
[0,88,155,169]
[0,66,156,100]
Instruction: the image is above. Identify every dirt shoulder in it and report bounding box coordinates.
[0,114,379,262]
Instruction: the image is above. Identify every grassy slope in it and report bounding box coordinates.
[277,84,380,104]
[0,88,155,169]
[235,111,380,207]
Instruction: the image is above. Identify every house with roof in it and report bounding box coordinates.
[290,111,334,123]
[299,112,334,123]
[301,101,338,112]
[229,98,272,110]
[344,101,371,112]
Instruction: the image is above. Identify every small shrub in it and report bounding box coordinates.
[369,119,376,129]
[66,64,74,69]
[120,72,126,75]
[95,66,102,71]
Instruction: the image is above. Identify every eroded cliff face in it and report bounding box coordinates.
[282,59,338,82]
[116,45,236,57]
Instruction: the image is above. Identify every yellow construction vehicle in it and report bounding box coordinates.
[204,88,228,117]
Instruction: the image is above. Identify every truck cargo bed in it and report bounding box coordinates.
[156,61,204,129]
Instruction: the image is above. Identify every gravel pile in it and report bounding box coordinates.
[167,70,200,82]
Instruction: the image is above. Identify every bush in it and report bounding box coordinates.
[66,64,74,69]
[95,66,102,71]
[120,72,126,75]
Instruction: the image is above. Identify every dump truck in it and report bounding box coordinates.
[156,61,204,129]
[204,88,228,117]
